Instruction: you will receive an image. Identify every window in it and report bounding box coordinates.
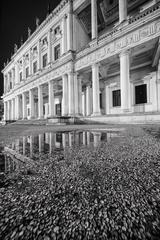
[10,82,12,89]
[100,93,103,109]
[112,90,121,107]
[54,26,60,35]
[54,44,60,60]
[19,72,22,82]
[56,133,62,143]
[33,61,38,73]
[109,0,114,4]
[26,67,29,78]
[56,103,61,116]
[42,37,48,46]
[135,84,147,104]
[42,53,47,68]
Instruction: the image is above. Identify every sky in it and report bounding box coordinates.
[0,0,61,98]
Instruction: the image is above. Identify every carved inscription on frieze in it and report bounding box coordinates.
[75,20,160,70]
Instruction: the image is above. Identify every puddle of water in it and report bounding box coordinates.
[0,130,123,174]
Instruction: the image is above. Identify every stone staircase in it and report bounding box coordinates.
[11,119,48,125]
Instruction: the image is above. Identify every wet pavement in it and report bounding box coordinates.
[0,129,123,174]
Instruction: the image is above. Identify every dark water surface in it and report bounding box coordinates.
[0,130,123,174]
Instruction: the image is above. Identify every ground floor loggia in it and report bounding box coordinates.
[3,38,160,123]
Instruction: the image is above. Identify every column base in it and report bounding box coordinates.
[91,112,101,117]
[74,113,83,117]
[47,115,55,119]
[38,116,44,120]
[122,109,132,113]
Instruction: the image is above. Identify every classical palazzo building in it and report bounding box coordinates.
[2,0,160,123]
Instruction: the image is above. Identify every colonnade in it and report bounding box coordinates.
[4,49,132,121]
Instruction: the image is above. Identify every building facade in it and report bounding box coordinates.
[2,0,160,123]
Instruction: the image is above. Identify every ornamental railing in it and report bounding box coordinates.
[129,2,160,24]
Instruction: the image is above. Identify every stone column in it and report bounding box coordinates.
[29,89,35,119]
[62,15,67,54]
[120,51,131,112]
[62,74,68,116]
[86,85,91,116]
[48,81,55,117]
[92,63,101,115]
[91,0,97,40]
[68,72,74,115]
[67,1,73,51]
[22,92,27,119]
[38,85,43,119]
[119,0,127,23]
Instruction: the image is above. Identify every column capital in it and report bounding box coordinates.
[119,49,130,57]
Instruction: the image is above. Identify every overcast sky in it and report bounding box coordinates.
[0,0,61,98]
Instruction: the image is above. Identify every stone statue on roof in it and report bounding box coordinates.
[36,17,40,28]
[14,44,18,53]
[28,27,31,38]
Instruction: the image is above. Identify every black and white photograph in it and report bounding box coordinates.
[0,0,160,239]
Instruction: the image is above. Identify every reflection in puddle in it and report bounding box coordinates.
[1,130,122,173]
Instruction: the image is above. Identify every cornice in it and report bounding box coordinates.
[2,0,70,73]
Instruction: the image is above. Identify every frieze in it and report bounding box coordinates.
[75,20,160,71]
